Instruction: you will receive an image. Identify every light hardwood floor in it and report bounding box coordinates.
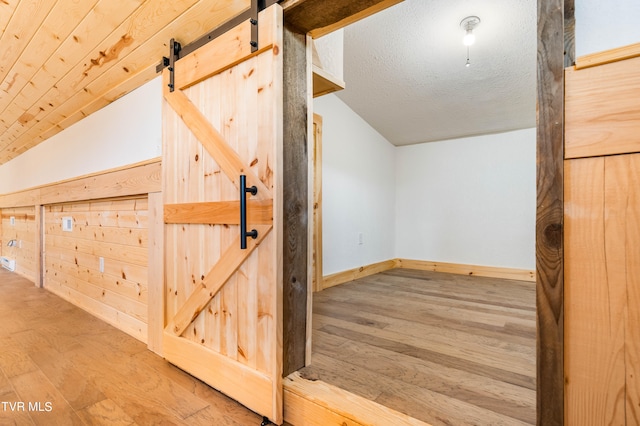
[301,268,536,425]
[0,268,271,425]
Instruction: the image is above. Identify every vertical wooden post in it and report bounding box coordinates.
[282,25,309,376]
[537,0,567,424]
[564,0,575,68]
[312,113,323,294]
[147,192,164,355]
[34,205,44,288]
[305,37,315,365]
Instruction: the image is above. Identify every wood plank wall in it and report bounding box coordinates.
[0,160,161,345]
[0,206,37,281]
[43,197,150,343]
[564,49,640,426]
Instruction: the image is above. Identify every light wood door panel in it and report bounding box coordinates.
[565,154,640,425]
[565,56,640,159]
[162,5,283,424]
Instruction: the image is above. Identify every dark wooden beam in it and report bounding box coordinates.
[564,0,575,67]
[282,26,309,376]
[536,0,566,424]
[282,0,402,38]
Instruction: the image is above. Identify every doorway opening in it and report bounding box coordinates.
[296,1,538,424]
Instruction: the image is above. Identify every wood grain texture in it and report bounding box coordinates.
[0,0,250,165]
[162,82,271,199]
[0,159,161,208]
[312,114,323,292]
[284,372,430,426]
[162,5,283,423]
[165,224,272,337]
[164,200,273,225]
[283,26,309,376]
[282,0,403,39]
[323,259,535,290]
[312,65,345,98]
[147,192,164,356]
[173,4,279,92]
[39,162,161,205]
[0,269,271,425]
[298,268,535,425]
[564,154,640,425]
[398,259,536,282]
[162,332,276,419]
[564,59,640,426]
[322,259,398,289]
[565,56,640,159]
[0,1,19,43]
[575,42,640,70]
[44,197,150,343]
[0,206,37,281]
[34,206,43,288]
[0,0,58,88]
[564,0,575,67]
[536,0,565,424]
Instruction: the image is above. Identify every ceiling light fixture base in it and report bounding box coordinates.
[460,16,481,32]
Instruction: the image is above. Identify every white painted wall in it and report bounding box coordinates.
[315,0,636,275]
[316,93,535,274]
[0,77,162,194]
[576,0,640,57]
[395,129,536,270]
[314,94,396,276]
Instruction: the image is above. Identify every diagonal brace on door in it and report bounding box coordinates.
[163,86,272,199]
[165,224,272,337]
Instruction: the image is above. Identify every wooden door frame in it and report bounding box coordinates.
[281,0,570,424]
[537,0,571,424]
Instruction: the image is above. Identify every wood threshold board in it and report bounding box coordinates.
[321,258,535,289]
[284,371,431,426]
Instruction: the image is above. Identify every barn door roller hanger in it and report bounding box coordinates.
[157,0,280,91]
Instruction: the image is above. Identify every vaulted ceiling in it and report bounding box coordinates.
[0,0,259,166]
[0,0,401,167]
[4,0,524,167]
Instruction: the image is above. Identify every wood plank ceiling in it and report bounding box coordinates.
[0,0,399,168]
[0,0,251,166]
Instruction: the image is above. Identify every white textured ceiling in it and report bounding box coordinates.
[336,0,537,146]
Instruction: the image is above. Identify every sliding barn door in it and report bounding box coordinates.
[162,5,283,423]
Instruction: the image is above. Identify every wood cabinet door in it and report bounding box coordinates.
[161,5,283,423]
[564,154,640,425]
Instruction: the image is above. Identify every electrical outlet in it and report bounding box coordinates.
[62,217,73,232]
[99,257,104,273]
[9,216,15,226]
[358,232,364,245]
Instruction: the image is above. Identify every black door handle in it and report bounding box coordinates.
[240,175,258,249]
